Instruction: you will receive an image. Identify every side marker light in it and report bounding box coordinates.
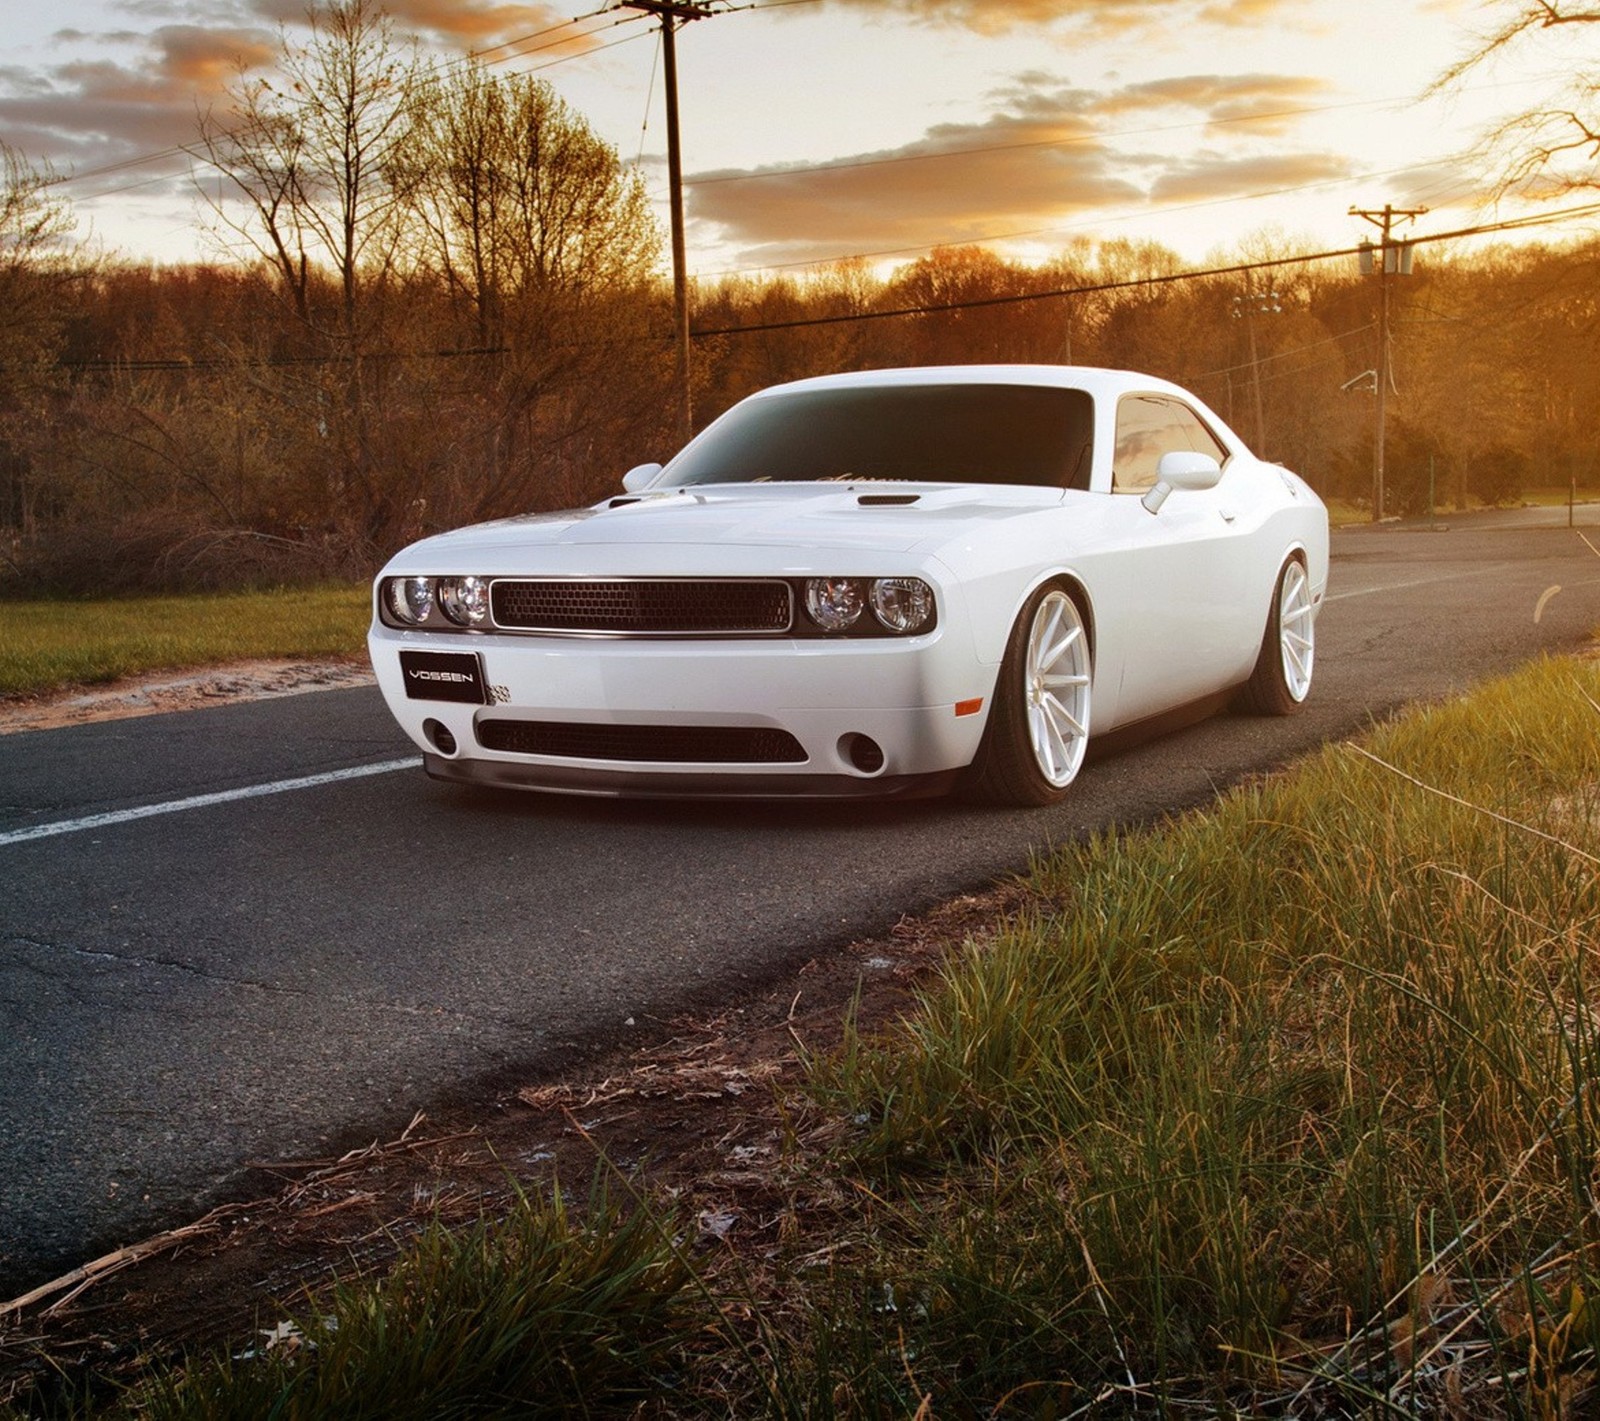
[954,698,984,717]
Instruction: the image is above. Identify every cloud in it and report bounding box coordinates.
[827,0,1148,33]
[151,24,278,86]
[1364,156,1488,211]
[0,23,274,179]
[1147,151,1355,204]
[244,0,575,48]
[687,85,1142,267]
[1197,0,1298,25]
[820,0,1296,37]
[374,0,571,46]
[690,71,1349,268]
[3,0,605,212]
[1099,73,1335,138]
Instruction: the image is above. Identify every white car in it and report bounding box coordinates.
[369,365,1328,805]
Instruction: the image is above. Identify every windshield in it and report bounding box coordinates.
[659,383,1096,490]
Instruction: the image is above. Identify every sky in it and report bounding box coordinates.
[0,0,1584,278]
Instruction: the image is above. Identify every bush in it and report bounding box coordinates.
[1467,441,1530,507]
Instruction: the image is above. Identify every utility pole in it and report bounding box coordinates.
[1231,284,1281,454]
[623,0,719,444]
[1350,203,1426,522]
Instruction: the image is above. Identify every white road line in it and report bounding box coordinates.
[1328,567,1600,604]
[0,758,417,848]
[1324,564,1518,602]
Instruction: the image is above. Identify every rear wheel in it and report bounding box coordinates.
[966,584,1092,806]
[1236,555,1313,715]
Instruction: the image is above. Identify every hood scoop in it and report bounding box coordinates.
[857,493,921,507]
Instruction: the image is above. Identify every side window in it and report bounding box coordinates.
[1169,401,1229,465]
[1112,395,1228,493]
[1112,396,1182,493]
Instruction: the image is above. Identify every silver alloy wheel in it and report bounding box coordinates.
[1024,590,1092,787]
[1279,559,1314,702]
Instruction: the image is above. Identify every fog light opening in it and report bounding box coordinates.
[840,733,886,776]
[424,718,458,756]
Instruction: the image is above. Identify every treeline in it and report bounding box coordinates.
[693,233,1600,517]
[0,3,1596,594]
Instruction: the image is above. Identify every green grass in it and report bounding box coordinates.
[16,1183,695,1421]
[1324,496,1370,527]
[1519,485,1599,509]
[1325,486,1599,525]
[0,586,371,697]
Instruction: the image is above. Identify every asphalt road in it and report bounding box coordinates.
[3,510,1600,1293]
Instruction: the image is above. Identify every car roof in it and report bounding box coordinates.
[744,365,1194,403]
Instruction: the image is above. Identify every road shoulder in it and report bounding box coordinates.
[0,658,374,736]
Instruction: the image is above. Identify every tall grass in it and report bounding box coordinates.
[96,1183,692,1421]
[0,587,370,697]
[806,656,1600,1414]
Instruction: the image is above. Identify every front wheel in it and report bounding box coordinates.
[965,584,1092,806]
[1236,555,1314,715]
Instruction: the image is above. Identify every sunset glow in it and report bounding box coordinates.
[3,0,1580,271]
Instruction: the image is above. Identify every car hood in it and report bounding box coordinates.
[391,483,1065,563]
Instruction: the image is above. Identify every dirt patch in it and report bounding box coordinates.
[0,659,375,736]
[0,885,1023,1408]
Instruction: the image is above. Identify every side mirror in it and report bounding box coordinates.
[621,462,663,494]
[1142,451,1222,514]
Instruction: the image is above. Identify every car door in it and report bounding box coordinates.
[1093,393,1259,722]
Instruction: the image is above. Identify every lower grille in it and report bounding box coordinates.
[491,579,792,635]
[477,720,807,764]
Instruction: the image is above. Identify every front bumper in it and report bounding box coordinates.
[368,622,992,800]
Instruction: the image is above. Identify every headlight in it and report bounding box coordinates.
[804,577,865,632]
[438,575,491,627]
[389,576,434,626]
[870,577,935,634]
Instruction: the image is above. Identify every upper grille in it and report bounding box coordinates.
[491,579,792,635]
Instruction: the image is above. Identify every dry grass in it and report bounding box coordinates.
[803,656,1600,1415]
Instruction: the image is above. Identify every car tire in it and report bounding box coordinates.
[965,582,1092,806]
[1235,554,1314,716]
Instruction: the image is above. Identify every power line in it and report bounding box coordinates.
[470,7,654,69]
[519,25,656,76]
[689,201,1600,338]
[58,345,515,373]
[463,4,619,64]
[50,201,1600,372]
[1192,323,1374,382]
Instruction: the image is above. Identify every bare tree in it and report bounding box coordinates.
[398,65,667,516]
[404,66,658,347]
[197,0,420,549]
[199,0,418,342]
[0,144,77,553]
[1436,3,1600,196]
[0,145,75,397]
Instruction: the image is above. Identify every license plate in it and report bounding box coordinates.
[399,649,488,705]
